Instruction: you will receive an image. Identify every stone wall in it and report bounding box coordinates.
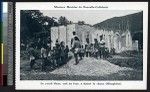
[51,27,58,48]
[51,24,137,53]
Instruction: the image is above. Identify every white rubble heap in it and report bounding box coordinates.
[51,57,133,76]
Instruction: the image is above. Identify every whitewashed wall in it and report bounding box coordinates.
[59,26,67,45]
[67,24,76,48]
[126,30,133,50]
[51,24,134,53]
[51,27,58,48]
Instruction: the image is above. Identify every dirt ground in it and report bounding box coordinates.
[20,56,143,80]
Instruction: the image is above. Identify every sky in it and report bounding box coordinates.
[40,10,141,25]
[3,2,8,13]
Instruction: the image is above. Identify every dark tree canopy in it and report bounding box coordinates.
[21,10,59,43]
[58,16,69,26]
[78,21,85,25]
[21,10,72,47]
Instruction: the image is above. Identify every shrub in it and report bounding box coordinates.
[107,56,143,70]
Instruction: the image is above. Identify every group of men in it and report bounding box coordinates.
[70,31,109,65]
[29,40,70,71]
[28,31,110,70]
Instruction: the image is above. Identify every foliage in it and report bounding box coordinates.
[21,10,44,42]
[78,21,85,25]
[118,50,142,57]
[107,51,143,70]
[21,10,72,44]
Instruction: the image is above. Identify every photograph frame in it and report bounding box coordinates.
[15,2,148,90]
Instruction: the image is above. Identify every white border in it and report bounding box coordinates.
[15,2,148,90]
[3,2,8,13]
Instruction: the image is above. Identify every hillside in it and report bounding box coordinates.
[93,11,143,36]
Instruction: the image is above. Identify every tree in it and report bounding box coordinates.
[58,16,69,26]
[20,10,59,43]
[78,21,85,25]
[21,10,44,43]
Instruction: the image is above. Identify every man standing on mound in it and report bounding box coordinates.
[71,31,81,65]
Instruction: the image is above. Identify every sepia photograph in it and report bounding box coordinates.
[15,2,148,90]
[20,10,143,80]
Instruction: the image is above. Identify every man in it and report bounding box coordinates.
[28,43,36,70]
[52,47,57,67]
[71,31,79,48]
[41,44,47,71]
[94,39,99,59]
[60,41,66,66]
[47,37,51,54]
[85,38,90,57]
[79,45,85,60]
[64,45,69,63]
[90,44,94,57]
[55,39,61,67]
[72,36,81,65]
[99,35,105,59]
